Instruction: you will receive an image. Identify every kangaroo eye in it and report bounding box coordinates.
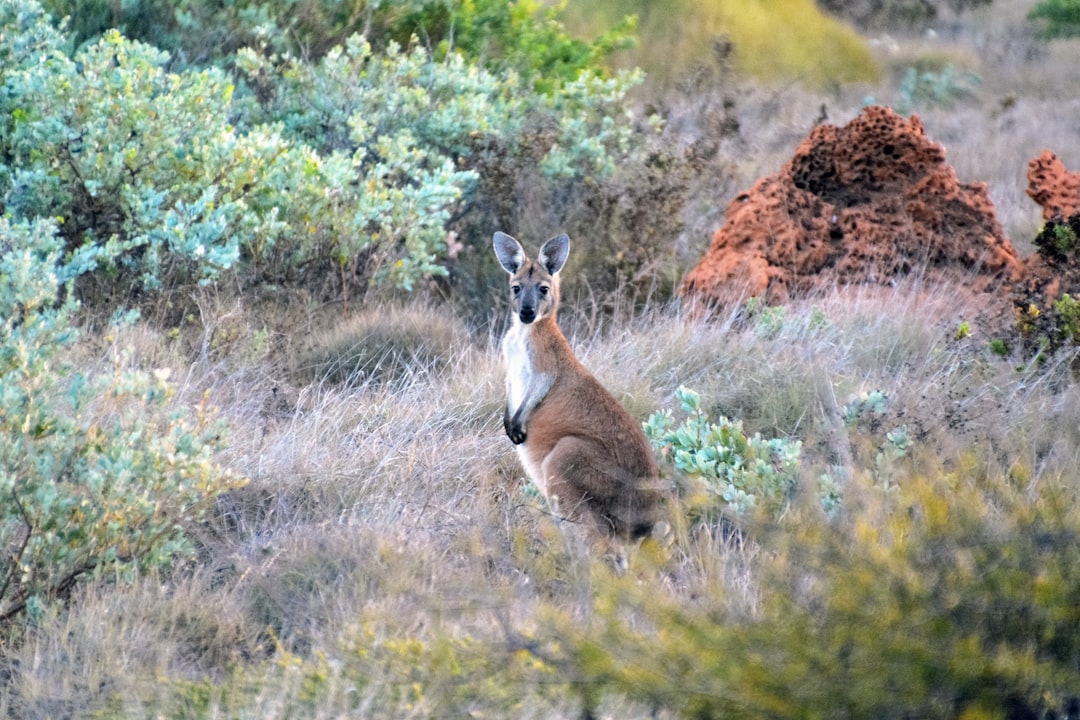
[511,284,521,295]
[538,285,549,296]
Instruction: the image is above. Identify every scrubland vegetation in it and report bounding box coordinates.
[2,0,1080,717]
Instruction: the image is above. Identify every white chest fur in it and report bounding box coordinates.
[502,321,536,412]
[501,321,548,493]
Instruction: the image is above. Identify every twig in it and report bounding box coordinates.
[0,486,34,620]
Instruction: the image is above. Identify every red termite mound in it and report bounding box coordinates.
[1027,149,1080,222]
[680,105,1023,309]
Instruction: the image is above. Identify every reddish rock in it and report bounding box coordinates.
[1027,150,1080,222]
[681,106,1022,310]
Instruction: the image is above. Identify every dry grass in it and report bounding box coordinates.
[5,275,1080,716]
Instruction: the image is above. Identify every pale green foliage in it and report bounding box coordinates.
[237,32,649,182]
[236,35,486,289]
[876,424,913,484]
[347,128,472,290]
[0,218,242,622]
[895,64,982,114]
[536,68,650,180]
[644,386,803,517]
[237,35,509,155]
[0,4,474,295]
[2,1,650,299]
[842,389,888,426]
[0,0,66,67]
[842,390,914,488]
[742,296,788,337]
[0,15,312,290]
[233,31,651,291]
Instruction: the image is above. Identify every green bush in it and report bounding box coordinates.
[0,217,242,623]
[4,2,658,310]
[42,0,632,85]
[841,389,915,490]
[234,27,664,315]
[895,64,982,114]
[1052,292,1080,345]
[235,32,647,184]
[644,385,804,518]
[546,470,1080,719]
[0,11,318,295]
[741,296,788,337]
[41,0,447,66]
[1012,215,1080,358]
[0,4,484,299]
[429,0,636,93]
[1029,0,1080,39]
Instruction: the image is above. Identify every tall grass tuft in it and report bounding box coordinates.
[293,303,473,387]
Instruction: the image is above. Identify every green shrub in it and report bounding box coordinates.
[546,470,1080,719]
[1013,215,1080,357]
[644,385,803,518]
[235,32,647,183]
[4,2,659,311]
[895,64,982,114]
[1029,0,1080,39]
[40,0,447,66]
[0,14,318,295]
[741,296,788,337]
[0,5,484,300]
[234,27,664,315]
[42,0,632,84]
[0,217,242,623]
[841,389,917,490]
[421,0,636,94]
[1052,221,1079,254]
[1052,292,1080,345]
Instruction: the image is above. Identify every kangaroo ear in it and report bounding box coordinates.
[493,232,526,274]
[538,234,569,276]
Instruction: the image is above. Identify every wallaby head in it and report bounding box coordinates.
[493,232,569,325]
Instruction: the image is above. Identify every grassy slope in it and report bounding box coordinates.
[4,2,1080,717]
[8,285,1080,717]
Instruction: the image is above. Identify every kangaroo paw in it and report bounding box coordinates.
[507,423,527,445]
[505,406,527,444]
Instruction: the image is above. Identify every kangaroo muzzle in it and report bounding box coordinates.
[517,286,542,324]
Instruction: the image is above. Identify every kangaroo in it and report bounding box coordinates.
[493,231,663,556]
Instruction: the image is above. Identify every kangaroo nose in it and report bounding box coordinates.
[519,307,537,324]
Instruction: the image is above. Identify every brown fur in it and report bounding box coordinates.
[494,232,662,543]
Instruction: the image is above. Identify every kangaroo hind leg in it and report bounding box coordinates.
[541,437,636,570]
[540,437,612,521]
